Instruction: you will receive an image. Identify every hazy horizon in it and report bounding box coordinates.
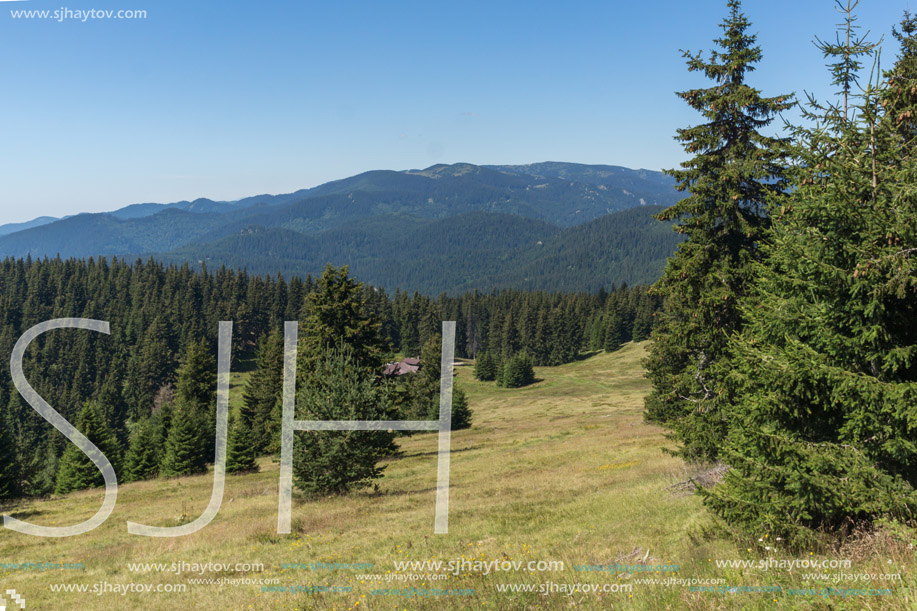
[0,159,672,226]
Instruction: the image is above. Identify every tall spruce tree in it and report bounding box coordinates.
[175,339,217,416]
[173,339,217,463]
[0,397,20,500]
[643,0,794,460]
[299,265,390,377]
[32,440,59,498]
[397,333,443,420]
[265,397,284,456]
[631,296,655,342]
[704,7,917,548]
[240,330,284,455]
[883,12,917,144]
[602,300,626,353]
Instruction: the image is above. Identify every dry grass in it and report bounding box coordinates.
[0,342,914,610]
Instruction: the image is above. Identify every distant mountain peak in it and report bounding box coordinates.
[405,162,483,179]
[0,216,59,237]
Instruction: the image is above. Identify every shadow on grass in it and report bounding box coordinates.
[400,445,483,459]
[505,378,545,388]
[2,506,44,520]
[369,486,438,498]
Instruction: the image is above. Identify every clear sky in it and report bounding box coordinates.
[0,0,909,224]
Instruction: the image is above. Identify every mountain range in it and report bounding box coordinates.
[0,162,683,293]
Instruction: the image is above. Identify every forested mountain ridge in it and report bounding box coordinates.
[154,206,683,294]
[0,216,59,236]
[0,162,680,293]
[0,161,677,252]
[485,162,677,199]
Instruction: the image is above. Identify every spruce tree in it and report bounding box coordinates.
[451,386,473,430]
[175,339,217,415]
[225,413,258,474]
[154,401,173,451]
[631,296,655,342]
[32,440,59,498]
[122,418,162,482]
[174,339,217,460]
[398,333,443,420]
[240,330,284,455]
[473,352,498,382]
[603,301,626,353]
[0,398,20,500]
[883,12,917,143]
[643,0,794,460]
[500,311,520,358]
[292,344,398,496]
[501,353,536,388]
[55,402,119,494]
[585,314,603,351]
[548,306,575,364]
[265,397,283,456]
[705,7,917,548]
[159,398,208,477]
[418,332,442,392]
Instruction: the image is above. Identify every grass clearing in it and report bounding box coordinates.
[0,342,914,610]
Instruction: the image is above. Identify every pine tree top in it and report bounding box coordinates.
[659,0,794,242]
[300,264,390,374]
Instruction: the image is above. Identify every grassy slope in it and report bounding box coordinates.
[0,343,913,610]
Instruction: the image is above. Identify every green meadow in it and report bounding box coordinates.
[0,342,913,610]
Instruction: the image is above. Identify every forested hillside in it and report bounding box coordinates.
[156,206,682,293]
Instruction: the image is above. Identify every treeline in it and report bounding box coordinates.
[0,256,660,500]
[471,286,658,387]
[390,282,660,366]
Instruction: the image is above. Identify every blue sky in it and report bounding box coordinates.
[0,0,909,223]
